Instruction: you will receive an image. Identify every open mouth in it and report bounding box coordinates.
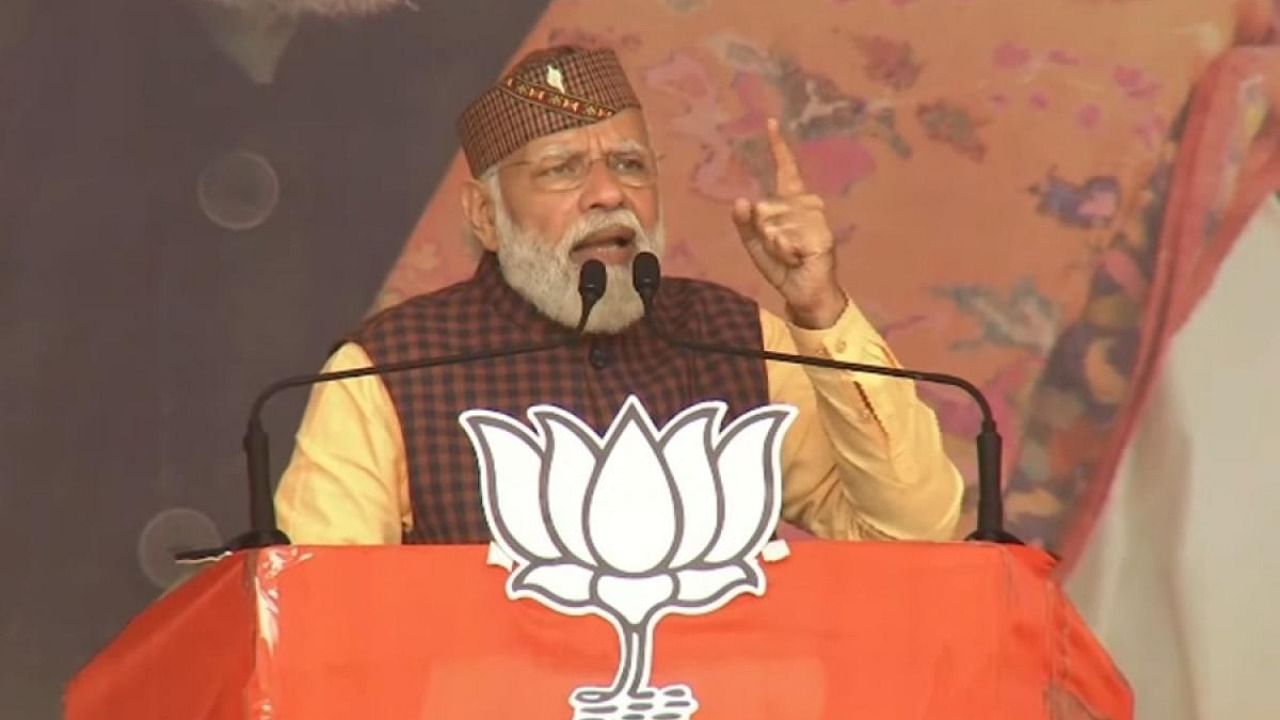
[571,226,636,253]
[569,226,638,265]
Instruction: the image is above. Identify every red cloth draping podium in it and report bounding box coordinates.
[66,542,1131,719]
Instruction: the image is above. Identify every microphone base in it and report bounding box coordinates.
[227,528,292,550]
[964,528,1023,545]
[173,528,292,562]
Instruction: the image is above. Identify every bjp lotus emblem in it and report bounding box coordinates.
[460,395,796,720]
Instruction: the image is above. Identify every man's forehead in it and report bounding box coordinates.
[519,110,650,158]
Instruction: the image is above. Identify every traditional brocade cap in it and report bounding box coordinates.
[456,45,643,177]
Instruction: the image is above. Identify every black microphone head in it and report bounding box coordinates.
[632,252,661,306]
[578,259,607,304]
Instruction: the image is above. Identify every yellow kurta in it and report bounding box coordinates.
[275,300,963,544]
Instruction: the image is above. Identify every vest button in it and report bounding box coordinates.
[588,345,611,369]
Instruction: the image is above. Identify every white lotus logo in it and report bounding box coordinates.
[460,395,796,719]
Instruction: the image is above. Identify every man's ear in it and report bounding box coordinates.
[461,176,500,252]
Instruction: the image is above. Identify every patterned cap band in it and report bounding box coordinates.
[457,46,643,177]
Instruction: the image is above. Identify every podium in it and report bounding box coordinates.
[66,541,1131,719]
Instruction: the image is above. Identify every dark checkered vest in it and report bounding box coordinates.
[349,253,769,543]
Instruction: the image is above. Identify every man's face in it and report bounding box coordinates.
[493,109,661,267]
[466,109,666,333]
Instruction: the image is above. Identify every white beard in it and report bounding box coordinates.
[489,194,665,335]
[198,0,406,17]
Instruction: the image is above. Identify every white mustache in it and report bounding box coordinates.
[557,210,650,255]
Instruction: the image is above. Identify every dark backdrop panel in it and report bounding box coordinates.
[0,2,550,716]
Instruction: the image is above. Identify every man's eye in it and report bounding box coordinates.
[612,155,648,172]
[538,161,578,177]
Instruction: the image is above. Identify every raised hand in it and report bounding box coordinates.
[732,118,846,329]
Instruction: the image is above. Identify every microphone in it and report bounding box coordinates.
[631,252,1019,544]
[180,260,609,560]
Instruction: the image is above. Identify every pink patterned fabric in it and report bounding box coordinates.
[377,0,1280,569]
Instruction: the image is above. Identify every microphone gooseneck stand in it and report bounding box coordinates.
[630,252,1020,544]
[178,260,610,560]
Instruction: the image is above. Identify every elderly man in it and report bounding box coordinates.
[275,45,963,545]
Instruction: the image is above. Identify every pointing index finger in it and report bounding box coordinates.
[767,117,806,197]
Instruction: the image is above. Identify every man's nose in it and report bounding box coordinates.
[577,159,626,212]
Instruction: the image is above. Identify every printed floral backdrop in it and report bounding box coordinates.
[377,0,1280,568]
